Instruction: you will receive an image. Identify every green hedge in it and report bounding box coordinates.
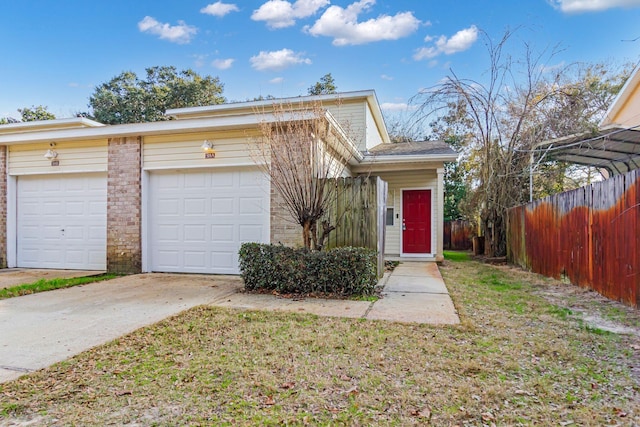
[238,243,378,296]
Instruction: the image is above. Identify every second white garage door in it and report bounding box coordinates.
[148,168,270,274]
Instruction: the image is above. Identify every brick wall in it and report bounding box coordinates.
[0,146,7,268]
[270,185,303,247]
[107,136,142,273]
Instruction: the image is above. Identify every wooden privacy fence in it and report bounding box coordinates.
[444,220,474,250]
[507,168,640,308]
[323,176,388,277]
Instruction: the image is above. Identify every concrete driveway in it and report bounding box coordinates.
[0,273,243,383]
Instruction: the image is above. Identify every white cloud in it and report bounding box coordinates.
[138,16,197,44]
[252,0,329,29]
[200,2,240,17]
[549,0,640,12]
[380,102,414,112]
[414,25,478,60]
[270,77,285,84]
[304,0,421,46]
[212,58,235,70]
[250,48,312,71]
[380,74,393,81]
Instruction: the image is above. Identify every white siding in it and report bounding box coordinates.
[143,131,259,170]
[364,106,383,150]
[326,101,367,151]
[372,170,439,256]
[8,140,108,175]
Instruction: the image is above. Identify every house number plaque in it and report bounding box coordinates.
[204,152,216,159]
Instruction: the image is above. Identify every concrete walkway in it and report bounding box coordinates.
[0,262,458,383]
[368,262,460,324]
[218,261,460,325]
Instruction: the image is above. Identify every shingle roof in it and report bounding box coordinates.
[367,140,457,157]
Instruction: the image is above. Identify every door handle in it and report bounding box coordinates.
[402,224,406,231]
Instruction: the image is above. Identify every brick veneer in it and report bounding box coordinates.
[270,185,303,247]
[0,146,7,268]
[107,137,142,273]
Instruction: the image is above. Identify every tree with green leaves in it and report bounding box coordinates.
[89,66,226,124]
[308,73,337,95]
[1,105,56,124]
[19,105,56,121]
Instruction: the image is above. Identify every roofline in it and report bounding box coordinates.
[0,117,105,133]
[359,153,458,164]
[0,112,294,145]
[600,61,640,127]
[166,90,379,117]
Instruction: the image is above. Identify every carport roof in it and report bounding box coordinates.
[533,124,640,176]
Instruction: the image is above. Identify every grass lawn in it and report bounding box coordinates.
[1,256,639,426]
[0,274,119,300]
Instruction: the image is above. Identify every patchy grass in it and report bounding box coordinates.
[1,260,639,426]
[443,250,471,262]
[0,274,120,300]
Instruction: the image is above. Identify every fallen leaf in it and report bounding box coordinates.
[263,395,275,405]
[280,381,295,389]
[481,412,495,421]
[344,386,359,396]
[339,374,351,381]
[410,407,432,419]
[115,390,132,396]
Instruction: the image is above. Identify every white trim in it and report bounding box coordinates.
[399,187,436,258]
[8,167,108,176]
[141,169,149,273]
[600,63,640,127]
[6,175,16,268]
[142,161,261,172]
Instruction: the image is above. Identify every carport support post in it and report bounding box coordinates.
[106,136,142,273]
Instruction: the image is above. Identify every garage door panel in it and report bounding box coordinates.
[149,168,269,274]
[158,198,180,215]
[17,173,107,270]
[212,198,235,214]
[184,225,207,241]
[211,252,235,269]
[239,225,263,242]
[212,172,234,187]
[184,198,206,215]
[211,225,234,242]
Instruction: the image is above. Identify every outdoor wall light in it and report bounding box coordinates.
[201,140,216,158]
[201,140,215,152]
[44,149,58,160]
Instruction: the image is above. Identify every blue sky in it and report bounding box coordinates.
[1,0,640,120]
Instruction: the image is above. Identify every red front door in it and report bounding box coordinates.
[402,189,432,254]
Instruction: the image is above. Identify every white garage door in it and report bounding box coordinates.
[17,173,107,270]
[148,168,270,274]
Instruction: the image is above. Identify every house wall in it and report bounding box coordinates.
[107,136,142,273]
[143,130,259,170]
[364,106,383,151]
[326,101,367,151]
[371,169,443,259]
[607,79,640,127]
[7,140,108,175]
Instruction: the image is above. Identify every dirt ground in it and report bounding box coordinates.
[488,261,640,383]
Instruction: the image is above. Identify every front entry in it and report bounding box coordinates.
[402,189,432,254]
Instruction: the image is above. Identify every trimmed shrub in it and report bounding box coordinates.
[238,243,378,296]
